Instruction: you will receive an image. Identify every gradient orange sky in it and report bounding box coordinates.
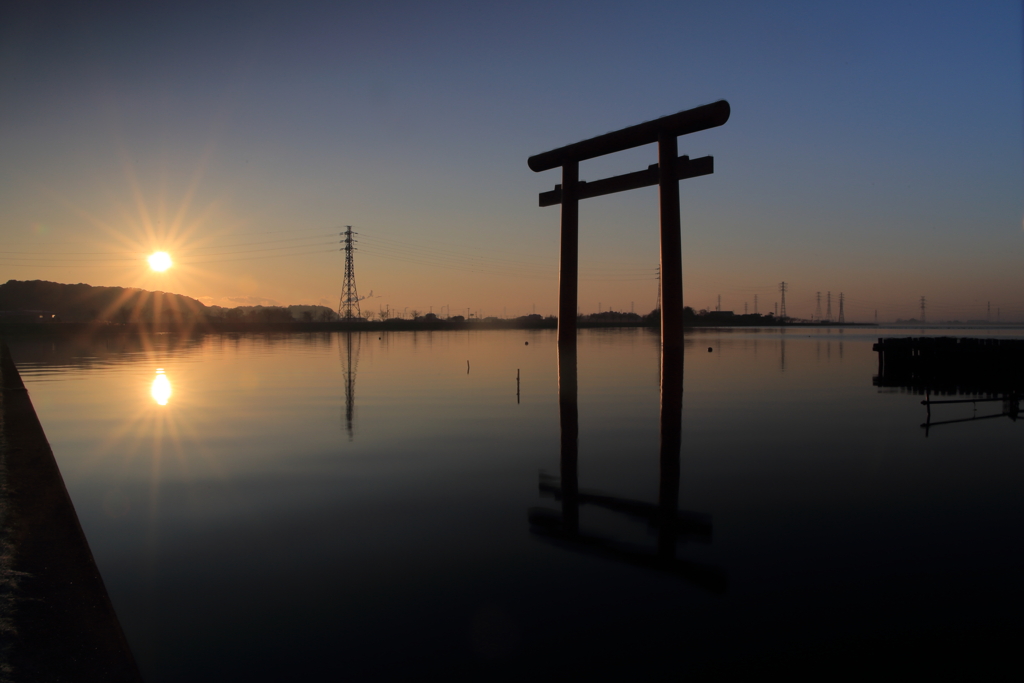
[1,1,1021,322]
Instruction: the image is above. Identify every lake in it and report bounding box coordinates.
[8,327,1023,680]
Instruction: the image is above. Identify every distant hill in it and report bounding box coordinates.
[0,280,339,324]
[0,280,209,323]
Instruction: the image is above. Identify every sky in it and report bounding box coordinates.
[1,0,1021,322]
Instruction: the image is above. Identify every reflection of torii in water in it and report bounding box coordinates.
[528,345,726,593]
[340,332,361,439]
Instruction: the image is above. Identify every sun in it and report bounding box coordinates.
[151,368,172,405]
[148,251,173,272]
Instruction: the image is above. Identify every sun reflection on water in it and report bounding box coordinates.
[151,368,172,405]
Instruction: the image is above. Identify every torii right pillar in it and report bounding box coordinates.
[658,130,683,350]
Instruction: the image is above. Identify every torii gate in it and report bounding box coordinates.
[528,100,730,348]
[526,102,730,586]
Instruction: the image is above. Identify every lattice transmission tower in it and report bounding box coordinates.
[838,292,845,323]
[338,226,361,320]
[655,266,661,311]
[815,292,822,321]
[779,281,788,319]
[826,291,832,322]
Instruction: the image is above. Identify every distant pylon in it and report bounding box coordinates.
[920,296,926,323]
[826,291,832,322]
[838,292,845,324]
[779,282,787,319]
[338,226,361,320]
[815,292,822,321]
[655,266,661,311]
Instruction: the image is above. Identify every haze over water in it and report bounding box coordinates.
[8,327,1023,679]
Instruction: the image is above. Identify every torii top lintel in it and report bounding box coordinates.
[527,100,730,173]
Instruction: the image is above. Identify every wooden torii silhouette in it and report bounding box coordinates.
[528,100,730,349]
[527,103,730,589]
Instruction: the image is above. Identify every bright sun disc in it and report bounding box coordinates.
[148,251,172,271]
[151,369,172,405]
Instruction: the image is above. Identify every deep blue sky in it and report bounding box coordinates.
[1,0,1021,321]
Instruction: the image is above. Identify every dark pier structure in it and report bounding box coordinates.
[874,337,1022,433]
[873,337,1024,396]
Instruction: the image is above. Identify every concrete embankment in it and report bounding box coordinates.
[0,340,142,682]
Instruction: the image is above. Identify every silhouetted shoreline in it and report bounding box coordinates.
[0,318,882,337]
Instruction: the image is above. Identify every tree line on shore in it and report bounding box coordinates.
[0,280,781,327]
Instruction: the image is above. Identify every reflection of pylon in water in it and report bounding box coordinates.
[338,226,361,320]
[341,332,360,439]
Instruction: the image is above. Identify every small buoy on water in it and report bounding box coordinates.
[525,341,529,345]
[708,347,713,352]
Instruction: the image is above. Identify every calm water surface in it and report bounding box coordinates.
[9,328,1024,679]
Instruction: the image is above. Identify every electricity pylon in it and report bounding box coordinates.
[338,226,362,320]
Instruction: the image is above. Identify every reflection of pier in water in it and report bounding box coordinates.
[528,345,726,593]
[920,395,1019,435]
[340,332,360,439]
